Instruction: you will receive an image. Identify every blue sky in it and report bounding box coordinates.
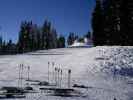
[0,0,95,42]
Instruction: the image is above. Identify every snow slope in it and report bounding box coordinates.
[0,46,133,100]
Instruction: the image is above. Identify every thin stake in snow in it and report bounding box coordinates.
[60,69,63,88]
[18,64,21,87]
[18,64,23,88]
[68,69,71,88]
[55,67,57,86]
[52,62,55,84]
[48,62,50,84]
[27,66,30,81]
[57,68,60,87]
[21,64,24,88]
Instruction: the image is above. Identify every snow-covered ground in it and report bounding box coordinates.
[0,46,133,100]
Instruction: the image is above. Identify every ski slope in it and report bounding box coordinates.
[0,46,133,100]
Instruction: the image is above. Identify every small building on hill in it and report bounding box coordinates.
[68,38,93,48]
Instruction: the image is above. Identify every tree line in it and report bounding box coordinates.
[0,20,91,55]
[17,20,65,53]
[0,20,66,54]
[0,37,17,55]
[92,0,133,46]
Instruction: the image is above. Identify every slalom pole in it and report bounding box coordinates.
[55,67,57,86]
[68,69,71,88]
[21,64,24,88]
[18,64,21,87]
[48,62,50,84]
[60,69,62,88]
[57,68,60,87]
[20,64,22,88]
[19,64,22,88]
[27,66,30,81]
[52,62,55,84]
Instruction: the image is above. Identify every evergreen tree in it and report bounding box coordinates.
[67,32,78,45]
[103,0,121,45]
[7,39,13,54]
[2,40,6,54]
[51,28,58,48]
[36,29,42,50]
[92,0,105,46]
[18,21,35,52]
[42,20,49,49]
[92,0,126,45]
[42,20,58,49]
[0,36,2,48]
[57,35,65,48]
[0,36,2,54]
[18,21,28,53]
[29,24,38,51]
[121,0,133,45]
[84,31,92,39]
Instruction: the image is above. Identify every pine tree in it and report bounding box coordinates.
[57,35,65,48]
[0,36,2,54]
[36,29,41,50]
[84,31,92,39]
[42,20,58,49]
[7,39,13,54]
[42,20,49,49]
[103,0,121,45]
[18,22,24,53]
[18,21,35,52]
[92,0,125,45]
[2,40,6,54]
[47,22,51,49]
[67,32,78,45]
[92,0,105,45]
[51,28,58,48]
[0,36,2,48]
[121,1,133,45]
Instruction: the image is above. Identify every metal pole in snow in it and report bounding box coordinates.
[59,68,61,87]
[55,67,57,86]
[48,62,50,84]
[52,62,55,84]
[18,64,21,87]
[57,68,60,87]
[19,64,23,88]
[68,69,71,88]
[19,64,22,88]
[27,66,30,81]
[21,64,24,88]
[60,69,62,88]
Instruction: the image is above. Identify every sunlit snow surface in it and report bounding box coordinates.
[0,46,133,100]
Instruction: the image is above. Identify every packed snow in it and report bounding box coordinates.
[0,46,133,100]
